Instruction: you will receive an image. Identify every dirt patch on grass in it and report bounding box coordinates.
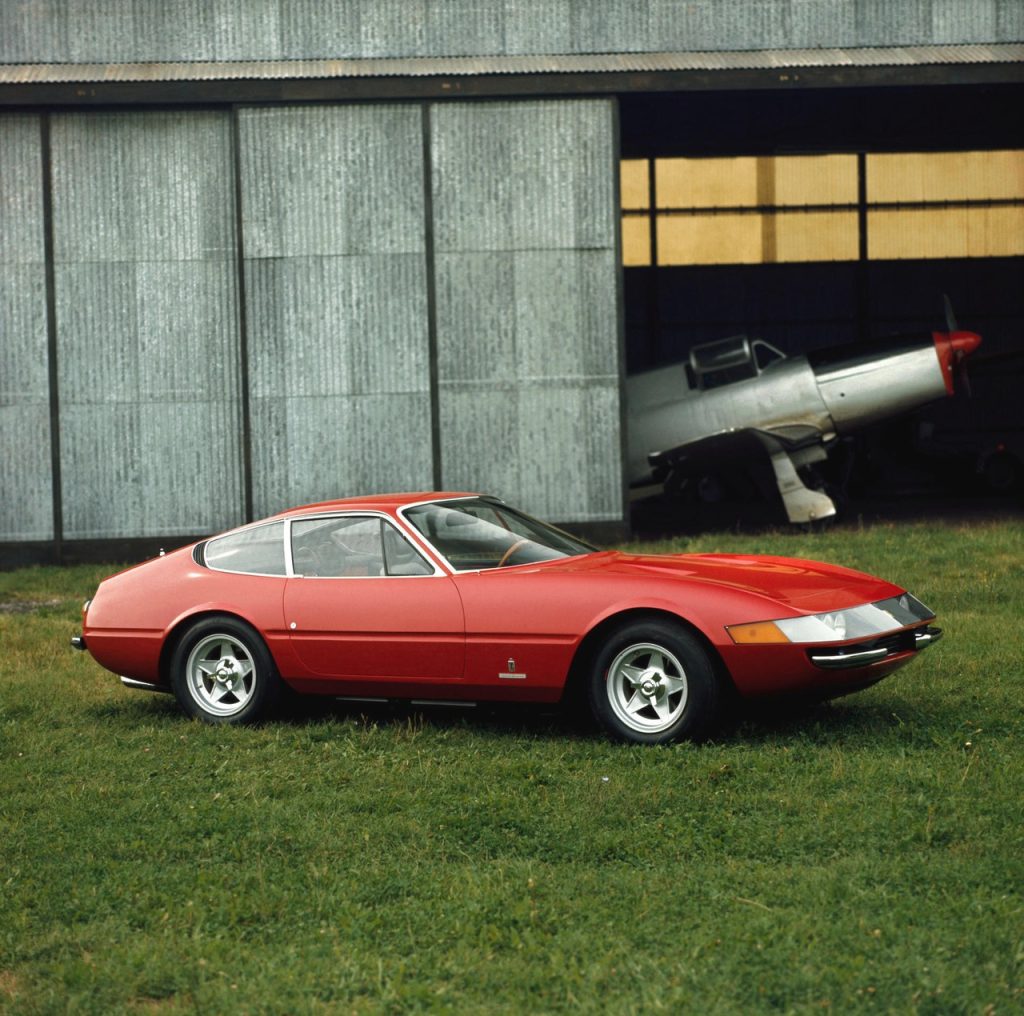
[0,599,65,614]
[0,970,19,999]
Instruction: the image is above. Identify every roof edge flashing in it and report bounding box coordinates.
[2,43,1022,86]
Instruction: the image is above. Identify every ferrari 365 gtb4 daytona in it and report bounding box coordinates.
[73,492,941,744]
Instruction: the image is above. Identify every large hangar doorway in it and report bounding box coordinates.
[618,83,1024,524]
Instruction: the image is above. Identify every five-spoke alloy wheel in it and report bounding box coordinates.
[170,617,280,724]
[589,620,719,744]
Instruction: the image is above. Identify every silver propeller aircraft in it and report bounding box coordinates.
[627,302,981,524]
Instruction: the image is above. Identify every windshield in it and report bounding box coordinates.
[402,498,594,572]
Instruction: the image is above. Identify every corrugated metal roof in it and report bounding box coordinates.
[2,44,1022,85]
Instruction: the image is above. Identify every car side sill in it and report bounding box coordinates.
[333,696,478,708]
[120,676,171,694]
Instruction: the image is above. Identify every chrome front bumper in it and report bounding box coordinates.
[810,626,942,670]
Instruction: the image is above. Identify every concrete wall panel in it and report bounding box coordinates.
[436,378,621,523]
[240,106,425,259]
[239,105,433,516]
[251,392,433,516]
[421,0,506,58]
[51,112,243,539]
[518,381,622,521]
[277,2,363,61]
[933,0,995,43]
[434,252,515,387]
[504,1,572,55]
[0,115,52,542]
[2,1,1017,63]
[434,250,616,383]
[996,0,1024,39]
[53,115,236,265]
[432,100,621,522]
[432,101,615,253]
[245,254,431,401]
[571,0,650,54]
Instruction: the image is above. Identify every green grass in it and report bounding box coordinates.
[1,520,1022,1013]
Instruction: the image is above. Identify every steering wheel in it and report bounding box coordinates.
[497,539,531,568]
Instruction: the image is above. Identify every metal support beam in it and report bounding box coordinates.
[39,113,62,562]
[2,60,1022,108]
[230,106,255,523]
[421,103,442,492]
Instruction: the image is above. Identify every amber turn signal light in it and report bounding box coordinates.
[727,621,791,644]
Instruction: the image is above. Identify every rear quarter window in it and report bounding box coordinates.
[205,521,287,576]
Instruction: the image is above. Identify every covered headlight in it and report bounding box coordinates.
[727,593,934,645]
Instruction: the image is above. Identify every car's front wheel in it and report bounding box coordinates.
[170,617,281,724]
[588,620,719,744]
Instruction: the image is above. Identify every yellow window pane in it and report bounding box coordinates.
[773,210,859,261]
[774,155,858,206]
[620,159,650,210]
[972,150,1024,200]
[621,215,651,266]
[868,150,1024,203]
[655,155,858,209]
[656,157,759,208]
[869,206,1024,259]
[657,210,859,266]
[657,213,763,265]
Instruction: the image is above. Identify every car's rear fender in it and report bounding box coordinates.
[157,605,296,689]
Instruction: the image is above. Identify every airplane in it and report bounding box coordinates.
[626,301,982,525]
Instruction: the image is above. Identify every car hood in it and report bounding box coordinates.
[539,551,903,614]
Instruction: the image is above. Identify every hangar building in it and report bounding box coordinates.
[1,1,1022,563]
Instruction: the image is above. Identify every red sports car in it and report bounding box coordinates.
[73,492,941,744]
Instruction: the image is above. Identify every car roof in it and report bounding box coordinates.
[272,492,481,518]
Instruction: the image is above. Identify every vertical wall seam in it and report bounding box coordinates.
[231,106,255,522]
[421,102,442,491]
[40,113,63,561]
[646,154,659,363]
[857,150,869,342]
[611,97,629,532]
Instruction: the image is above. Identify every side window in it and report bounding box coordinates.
[382,523,433,576]
[205,521,286,576]
[292,517,384,577]
[291,517,434,577]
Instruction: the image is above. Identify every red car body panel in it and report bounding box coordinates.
[448,551,907,699]
[283,575,465,684]
[84,548,290,685]
[80,492,936,707]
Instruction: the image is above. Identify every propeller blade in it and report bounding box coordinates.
[956,355,973,397]
[943,294,957,333]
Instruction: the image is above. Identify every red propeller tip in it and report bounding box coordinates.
[949,331,982,358]
[932,330,982,396]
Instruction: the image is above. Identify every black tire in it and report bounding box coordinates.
[983,451,1020,494]
[169,616,281,725]
[588,620,719,745]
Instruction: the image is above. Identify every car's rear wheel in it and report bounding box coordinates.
[170,617,281,724]
[588,620,719,744]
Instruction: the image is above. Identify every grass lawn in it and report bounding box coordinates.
[1,520,1022,1013]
